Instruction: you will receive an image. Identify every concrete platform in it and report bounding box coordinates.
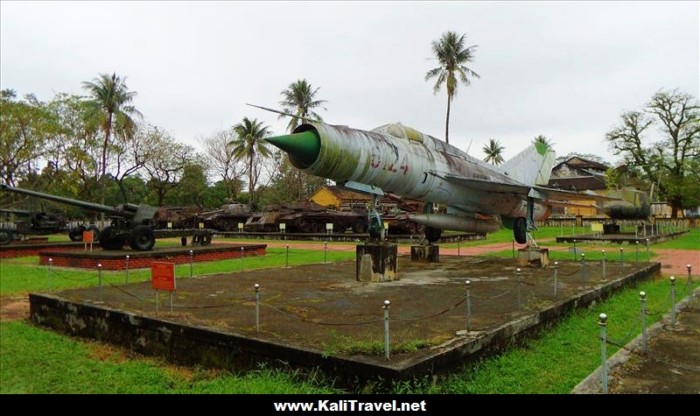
[37,243,267,270]
[556,230,687,245]
[29,254,660,385]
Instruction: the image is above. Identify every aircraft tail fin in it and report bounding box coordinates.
[501,142,556,186]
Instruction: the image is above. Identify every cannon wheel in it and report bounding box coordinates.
[513,217,527,245]
[351,218,367,234]
[99,226,125,250]
[0,229,13,245]
[424,226,442,243]
[68,226,85,241]
[129,226,156,251]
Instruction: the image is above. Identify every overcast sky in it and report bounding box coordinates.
[2,1,698,164]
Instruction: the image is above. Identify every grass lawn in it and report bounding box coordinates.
[0,321,336,394]
[1,230,697,394]
[0,247,356,297]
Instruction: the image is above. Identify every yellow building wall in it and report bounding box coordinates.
[564,199,599,217]
[309,188,341,209]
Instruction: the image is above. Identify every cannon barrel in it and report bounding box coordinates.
[0,184,137,219]
[0,208,32,216]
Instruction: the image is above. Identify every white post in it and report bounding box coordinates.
[383,300,391,361]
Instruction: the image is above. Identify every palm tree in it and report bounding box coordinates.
[483,139,505,165]
[533,134,554,148]
[279,79,327,133]
[425,31,480,144]
[82,73,141,182]
[230,117,271,208]
[82,73,141,220]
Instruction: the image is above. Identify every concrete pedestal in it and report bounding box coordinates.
[356,244,398,282]
[517,247,550,268]
[410,245,440,263]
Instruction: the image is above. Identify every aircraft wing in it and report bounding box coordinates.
[439,172,618,205]
[439,173,531,195]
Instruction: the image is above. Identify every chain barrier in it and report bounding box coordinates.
[606,320,642,347]
[645,288,675,317]
[259,302,383,326]
[48,267,98,282]
[471,281,520,300]
[107,283,144,301]
[394,297,465,322]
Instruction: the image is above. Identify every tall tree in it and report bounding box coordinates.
[0,90,59,187]
[533,134,554,148]
[425,31,480,144]
[230,117,271,209]
[278,79,328,199]
[606,89,700,217]
[202,128,246,200]
[82,73,141,214]
[482,139,505,165]
[142,129,196,206]
[278,79,327,133]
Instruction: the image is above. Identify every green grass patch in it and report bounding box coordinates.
[653,227,699,250]
[0,321,336,394]
[0,247,356,296]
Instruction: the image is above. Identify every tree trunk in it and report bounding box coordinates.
[445,94,451,144]
[248,155,254,209]
[100,112,113,224]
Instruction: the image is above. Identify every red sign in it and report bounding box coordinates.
[83,230,94,243]
[151,262,175,291]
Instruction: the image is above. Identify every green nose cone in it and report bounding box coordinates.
[265,130,320,167]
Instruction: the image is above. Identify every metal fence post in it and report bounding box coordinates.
[645,239,650,263]
[580,253,586,282]
[324,241,328,264]
[573,239,577,261]
[97,263,103,303]
[640,291,647,353]
[601,250,606,281]
[465,280,471,332]
[688,264,694,298]
[670,276,676,327]
[255,283,260,333]
[47,258,53,289]
[512,239,515,258]
[125,255,130,284]
[635,240,639,264]
[619,247,624,270]
[189,250,194,278]
[285,244,289,268]
[599,313,608,394]
[457,239,461,256]
[383,300,391,361]
[553,261,559,298]
[516,268,522,310]
[240,246,244,272]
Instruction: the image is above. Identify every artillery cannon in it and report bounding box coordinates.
[0,208,99,245]
[1,184,159,250]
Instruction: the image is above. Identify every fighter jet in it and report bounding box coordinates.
[254,105,611,244]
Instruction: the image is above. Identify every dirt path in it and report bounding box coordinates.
[0,296,29,322]
[653,249,699,276]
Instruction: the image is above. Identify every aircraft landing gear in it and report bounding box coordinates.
[513,217,527,244]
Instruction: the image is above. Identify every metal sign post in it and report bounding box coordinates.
[152,262,176,314]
